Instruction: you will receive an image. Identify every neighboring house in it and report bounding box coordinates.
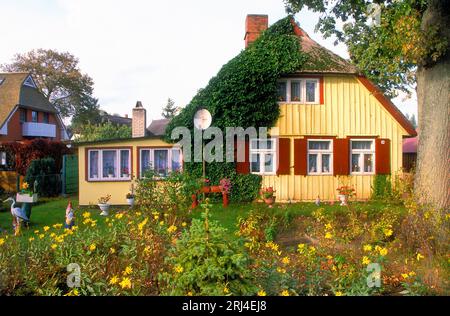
[0,72,69,171]
[402,132,417,172]
[99,110,132,126]
[76,15,416,205]
[76,101,181,205]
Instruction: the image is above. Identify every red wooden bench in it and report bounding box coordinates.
[191,185,229,209]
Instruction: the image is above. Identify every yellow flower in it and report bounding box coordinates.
[325,223,332,230]
[50,233,56,238]
[89,244,96,251]
[119,277,132,289]
[110,247,116,254]
[39,234,45,239]
[63,288,79,296]
[409,271,416,277]
[223,287,230,294]
[29,237,35,242]
[167,225,177,233]
[401,273,409,279]
[297,243,306,253]
[143,246,151,253]
[154,214,160,220]
[335,291,343,296]
[281,256,290,265]
[257,290,266,296]
[115,213,124,219]
[0,238,5,246]
[123,266,133,276]
[309,246,316,254]
[159,221,164,226]
[82,219,91,225]
[187,291,193,296]
[136,212,142,216]
[326,255,333,260]
[138,218,148,231]
[82,212,91,219]
[363,245,372,252]
[325,232,333,239]
[416,253,424,261]
[182,222,187,227]
[276,267,286,274]
[34,230,39,234]
[362,256,371,265]
[109,275,119,285]
[51,244,57,250]
[22,182,29,189]
[43,226,50,232]
[53,223,63,229]
[280,290,290,296]
[72,226,78,231]
[383,228,393,237]
[174,265,184,273]
[379,248,388,256]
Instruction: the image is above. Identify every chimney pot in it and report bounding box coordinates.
[245,14,268,48]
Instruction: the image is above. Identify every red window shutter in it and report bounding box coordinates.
[375,138,391,174]
[236,139,250,174]
[294,138,307,175]
[277,138,291,175]
[333,138,350,175]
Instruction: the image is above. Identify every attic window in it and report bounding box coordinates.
[277,78,320,104]
[23,76,37,88]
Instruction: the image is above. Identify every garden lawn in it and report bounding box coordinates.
[188,200,407,233]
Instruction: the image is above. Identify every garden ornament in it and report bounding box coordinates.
[65,200,75,229]
[315,196,321,206]
[4,197,29,235]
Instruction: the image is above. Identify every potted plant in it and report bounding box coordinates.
[122,167,130,178]
[336,186,355,206]
[126,192,135,207]
[261,187,276,207]
[16,181,38,203]
[219,178,231,208]
[106,165,114,178]
[98,194,112,216]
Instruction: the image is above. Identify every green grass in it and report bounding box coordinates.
[1,196,407,239]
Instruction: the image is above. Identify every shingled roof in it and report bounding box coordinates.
[0,72,57,128]
[147,118,170,136]
[291,20,360,74]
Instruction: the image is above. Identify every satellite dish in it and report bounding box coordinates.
[193,108,212,130]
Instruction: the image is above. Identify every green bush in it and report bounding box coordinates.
[25,157,60,197]
[159,200,257,296]
[371,175,393,200]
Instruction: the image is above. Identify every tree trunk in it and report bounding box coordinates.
[415,0,450,210]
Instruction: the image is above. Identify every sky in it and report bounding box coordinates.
[0,0,417,123]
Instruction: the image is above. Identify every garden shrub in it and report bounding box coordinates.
[159,200,257,296]
[371,175,393,200]
[25,157,60,197]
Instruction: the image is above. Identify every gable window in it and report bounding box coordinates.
[307,140,333,175]
[250,139,276,175]
[43,113,49,124]
[31,111,38,123]
[20,109,27,123]
[350,140,375,174]
[88,148,131,181]
[23,76,37,88]
[140,147,182,178]
[277,78,320,104]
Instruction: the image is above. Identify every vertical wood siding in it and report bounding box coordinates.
[266,75,408,201]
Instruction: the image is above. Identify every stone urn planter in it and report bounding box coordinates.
[263,196,276,207]
[126,198,135,207]
[98,203,110,216]
[338,194,348,206]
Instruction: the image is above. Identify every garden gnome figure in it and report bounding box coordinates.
[65,200,75,229]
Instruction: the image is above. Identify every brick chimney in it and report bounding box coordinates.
[244,14,268,48]
[132,101,147,138]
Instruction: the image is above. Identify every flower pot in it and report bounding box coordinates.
[16,193,38,203]
[338,194,348,206]
[126,198,135,207]
[264,197,275,208]
[98,203,110,216]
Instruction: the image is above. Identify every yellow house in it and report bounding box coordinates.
[76,15,416,205]
[76,103,182,206]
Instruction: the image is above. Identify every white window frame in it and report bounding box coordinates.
[139,147,182,179]
[307,139,333,175]
[350,139,375,175]
[249,138,277,175]
[87,148,132,181]
[277,78,320,104]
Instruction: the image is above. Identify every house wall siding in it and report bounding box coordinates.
[265,75,408,201]
[78,138,174,206]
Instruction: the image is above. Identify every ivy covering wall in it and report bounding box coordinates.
[164,16,308,201]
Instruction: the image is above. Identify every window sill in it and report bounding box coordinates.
[277,101,320,105]
[307,174,333,176]
[87,178,132,182]
[350,173,375,176]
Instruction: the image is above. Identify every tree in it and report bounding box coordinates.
[1,49,96,119]
[73,121,131,143]
[284,0,449,209]
[161,98,179,119]
[405,113,418,129]
[70,94,102,133]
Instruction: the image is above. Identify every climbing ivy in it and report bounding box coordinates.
[164,16,307,199]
